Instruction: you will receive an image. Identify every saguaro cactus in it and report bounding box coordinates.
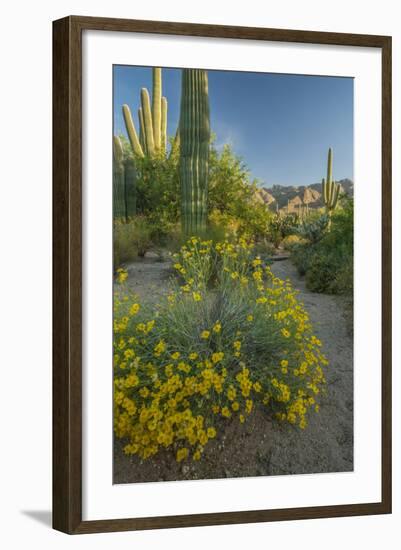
[124,157,137,219]
[113,136,127,218]
[113,136,136,220]
[322,147,340,216]
[179,69,211,235]
[122,67,168,159]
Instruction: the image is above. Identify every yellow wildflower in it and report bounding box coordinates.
[176,447,189,462]
[221,406,231,418]
[116,268,128,283]
[212,352,224,364]
[207,427,216,438]
[213,321,222,333]
[153,340,166,357]
[129,303,140,316]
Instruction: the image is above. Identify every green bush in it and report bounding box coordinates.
[114,237,327,462]
[208,144,272,240]
[296,214,329,244]
[291,197,353,295]
[281,234,307,251]
[268,213,300,248]
[113,216,153,267]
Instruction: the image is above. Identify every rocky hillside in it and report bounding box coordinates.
[256,179,353,213]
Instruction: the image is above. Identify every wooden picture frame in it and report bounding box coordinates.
[53,15,392,534]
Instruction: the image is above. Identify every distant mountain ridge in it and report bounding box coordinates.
[256,179,353,212]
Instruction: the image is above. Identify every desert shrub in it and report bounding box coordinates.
[291,198,353,294]
[120,136,274,243]
[281,234,307,251]
[113,216,153,267]
[296,214,329,244]
[268,213,300,247]
[252,240,276,258]
[118,135,181,235]
[114,237,327,462]
[208,144,272,239]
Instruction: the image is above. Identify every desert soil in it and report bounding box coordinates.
[113,255,353,484]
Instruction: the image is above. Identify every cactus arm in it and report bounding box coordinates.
[152,68,162,153]
[199,70,210,229]
[122,104,144,158]
[332,182,340,209]
[161,96,168,155]
[141,88,155,158]
[169,123,180,159]
[322,177,327,204]
[113,135,124,163]
[138,107,146,154]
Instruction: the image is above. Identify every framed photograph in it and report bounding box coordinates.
[53,16,392,534]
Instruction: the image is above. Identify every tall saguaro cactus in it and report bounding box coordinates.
[113,136,127,218]
[122,67,168,159]
[179,69,211,235]
[322,147,340,217]
[113,136,136,220]
[124,157,137,218]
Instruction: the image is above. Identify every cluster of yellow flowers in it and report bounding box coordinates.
[114,237,328,463]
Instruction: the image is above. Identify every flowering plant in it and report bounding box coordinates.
[114,237,327,462]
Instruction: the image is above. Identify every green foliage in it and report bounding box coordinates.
[291,197,353,294]
[208,144,271,240]
[113,217,153,267]
[268,213,300,248]
[281,234,307,251]
[179,69,211,234]
[115,134,180,242]
[296,214,329,244]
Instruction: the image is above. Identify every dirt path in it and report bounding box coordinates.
[266,259,353,475]
[114,257,353,483]
[123,253,174,304]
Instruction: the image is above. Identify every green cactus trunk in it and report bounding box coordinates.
[124,157,136,219]
[113,136,127,219]
[322,147,340,220]
[113,136,136,221]
[179,69,210,235]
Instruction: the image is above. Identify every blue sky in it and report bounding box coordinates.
[114,66,353,187]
